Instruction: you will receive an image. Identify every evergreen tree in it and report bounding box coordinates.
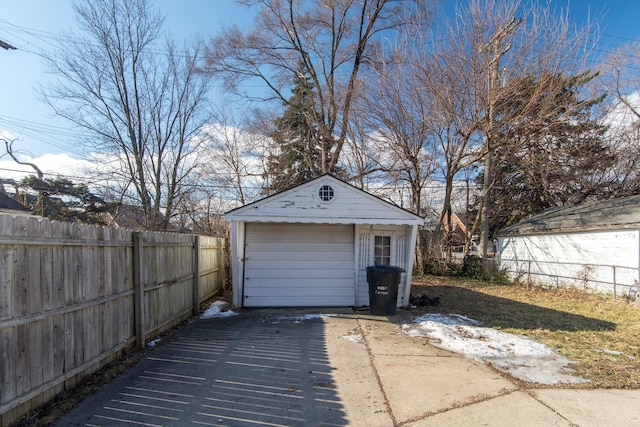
[488,71,615,233]
[18,175,114,223]
[264,65,322,193]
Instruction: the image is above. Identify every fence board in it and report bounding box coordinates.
[62,243,73,307]
[0,215,14,320]
[73,309,85,373]
[42,317,55,385]
[51,221,64,309]
[26,218,41,315]
[63,312,74,381]
[102,227,112,297]
[13,219,29,317]
[84,305,97,362]
[0,327,16,405]
[52,314,65,381]
[39,220,52,313]
[15,324,29,399]
[83,227,97,302]
[69,224,83,305]
[193,236,200,315]
[28,320,43,393]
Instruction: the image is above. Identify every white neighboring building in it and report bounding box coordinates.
[498,195,640,296]
[225,174,424,308]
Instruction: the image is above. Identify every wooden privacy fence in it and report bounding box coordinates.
[0,214,227,426]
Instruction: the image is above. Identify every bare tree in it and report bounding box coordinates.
[359,30,439,271]
[599,42,640,195]
[341,108,382,189]
[169,188,229,236]
[364,26,439,217]
[204,0,431,174]
[2,138,45,215]
[200,107,273,206]
[399,0,598,262]
[601,43,640,120]
[41,0,212,230]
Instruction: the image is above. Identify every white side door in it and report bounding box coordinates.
[355,226,407,307]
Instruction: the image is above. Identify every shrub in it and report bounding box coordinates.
[458,255,510,284]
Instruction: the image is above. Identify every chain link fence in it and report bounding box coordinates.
[500,258,640,301]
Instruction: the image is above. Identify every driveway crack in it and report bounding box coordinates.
[396,388,517,426]
[355,316,399,427]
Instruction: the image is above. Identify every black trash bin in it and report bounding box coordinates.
[366,265,405,315]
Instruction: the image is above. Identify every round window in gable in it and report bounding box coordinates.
[318,185,334,202]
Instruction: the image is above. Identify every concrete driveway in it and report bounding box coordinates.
[54,309,640,426]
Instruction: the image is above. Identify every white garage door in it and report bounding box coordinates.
[242,223,355,307]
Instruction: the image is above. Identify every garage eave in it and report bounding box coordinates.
[225,174,425,226]
[227,217,423,226]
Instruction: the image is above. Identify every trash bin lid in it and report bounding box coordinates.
[366,265,406,273]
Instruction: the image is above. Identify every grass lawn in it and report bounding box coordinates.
[410,275,640,389]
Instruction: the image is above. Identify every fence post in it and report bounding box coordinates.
[613,265,617,301]
[133,232,145,349]
[193,235,201,316]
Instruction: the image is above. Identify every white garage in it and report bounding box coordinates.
[226,175,424,308]
[498,195,640,295]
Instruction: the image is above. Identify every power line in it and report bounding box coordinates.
[0,116,86,155]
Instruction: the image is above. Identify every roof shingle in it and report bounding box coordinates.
[498,195,640,236]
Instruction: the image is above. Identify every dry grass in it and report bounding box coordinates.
[410,275,640,389]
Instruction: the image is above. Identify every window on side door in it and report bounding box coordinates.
[374,235,391,266]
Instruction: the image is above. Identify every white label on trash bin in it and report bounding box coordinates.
[375,285,389,295]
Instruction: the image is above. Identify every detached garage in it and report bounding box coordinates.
[226,175,424,308]
[498,195,640,295]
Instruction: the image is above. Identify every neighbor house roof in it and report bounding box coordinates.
[498,194,640,236]
[226,174,424,226]
[0,192,33,215]
[104,204,172,231]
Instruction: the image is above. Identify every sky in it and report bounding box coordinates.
[1,0,639,183]
[0,0,255,180]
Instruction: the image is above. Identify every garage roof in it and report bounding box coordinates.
[226,174,424,226]
[498,194,640,236]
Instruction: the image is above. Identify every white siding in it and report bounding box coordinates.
[226,175,424,226]
[499,230,640,291]
[396,235,406,268]
[242,223,355,307]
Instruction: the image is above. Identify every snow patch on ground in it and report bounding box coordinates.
[402,314,589,385]
[342,334,364,343]
[270,314,337,323]
[200,301,239,319]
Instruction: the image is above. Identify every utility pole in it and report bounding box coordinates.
[478,18,521,259]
